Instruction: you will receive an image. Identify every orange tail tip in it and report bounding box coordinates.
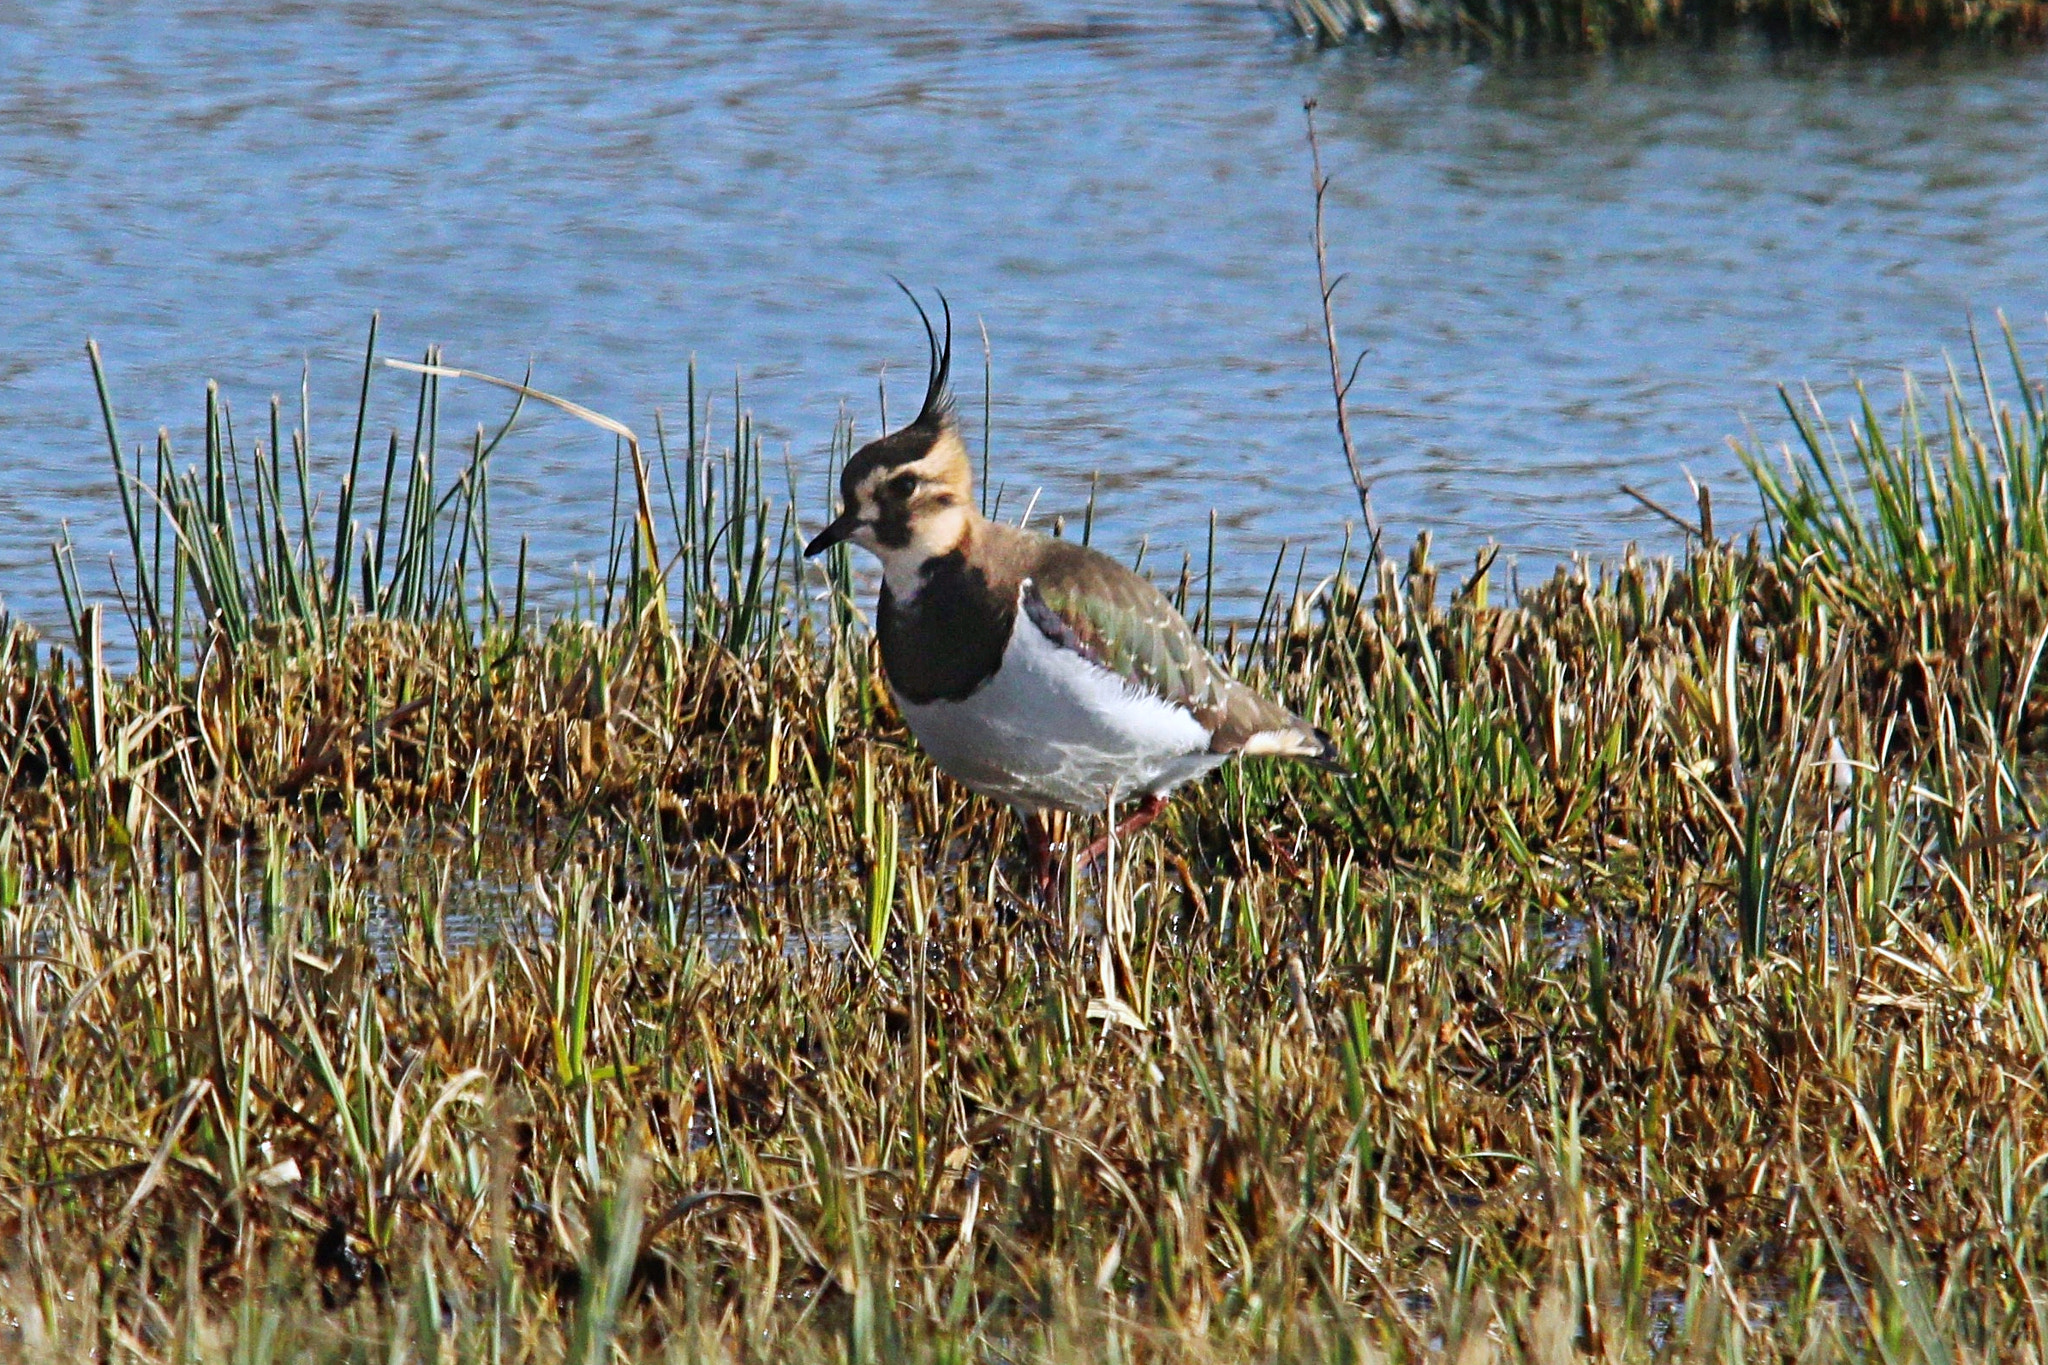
[1241,724,1350,774]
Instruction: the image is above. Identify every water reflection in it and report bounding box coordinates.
[1,2,2043,629]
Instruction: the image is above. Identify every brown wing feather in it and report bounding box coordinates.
[1018,536,1332,759]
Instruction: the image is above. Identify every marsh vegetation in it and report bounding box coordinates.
[1280,0,2047,51]
[4,324,2048,1362]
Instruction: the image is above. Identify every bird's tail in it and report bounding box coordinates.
[1240,720,1351,775]
[1304,727,1350,775]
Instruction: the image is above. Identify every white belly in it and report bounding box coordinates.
[893,607,1228,814]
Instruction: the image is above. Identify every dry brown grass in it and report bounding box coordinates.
[4,333,2048,1362]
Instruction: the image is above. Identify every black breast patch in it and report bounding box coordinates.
[878,550,1016,704]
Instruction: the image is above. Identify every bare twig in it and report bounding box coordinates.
[1305,99,1376,533]
[383,358,661,567]
[1452,542,1503,604]
[1620,483,1705,540]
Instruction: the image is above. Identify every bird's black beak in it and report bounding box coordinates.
[804,508,861,558]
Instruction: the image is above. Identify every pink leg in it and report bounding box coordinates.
[1026,813,1063,905]
[1075,793,1167,873]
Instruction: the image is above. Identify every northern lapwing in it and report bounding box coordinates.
[804,289,1344,895]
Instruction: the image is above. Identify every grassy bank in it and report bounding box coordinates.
[1279,0,2047,53]
[4,327,2048,1361]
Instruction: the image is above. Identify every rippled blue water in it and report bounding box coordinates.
[4,2,2046,630]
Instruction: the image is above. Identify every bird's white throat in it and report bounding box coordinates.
[877,545,932,602]
[876,505,975,602]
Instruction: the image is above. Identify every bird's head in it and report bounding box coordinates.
[805,287,977,581]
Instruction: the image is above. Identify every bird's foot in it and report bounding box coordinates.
[1074,793,1166,873]
[1026,813,1068,907]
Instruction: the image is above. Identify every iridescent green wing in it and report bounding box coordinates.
[1022,542,1231,727]
[1023,539,1339,762]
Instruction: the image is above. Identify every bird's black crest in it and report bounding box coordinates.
[891,278,953,432]
[839,284,959,494]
